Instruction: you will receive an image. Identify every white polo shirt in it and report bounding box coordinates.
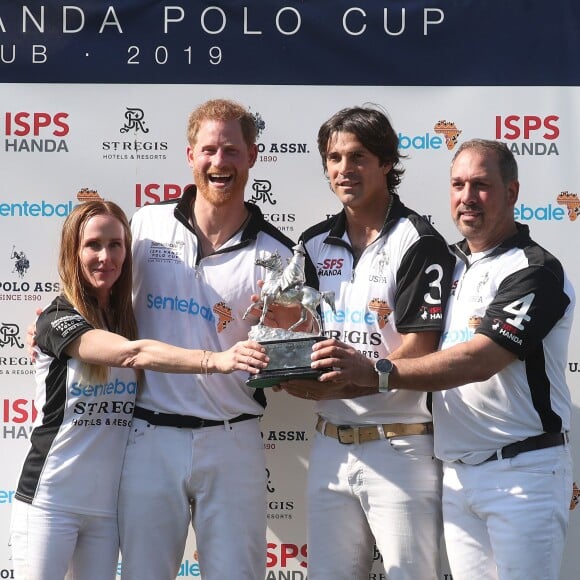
[301,194,454,426]
[16,295,137,516]
[131,185,297,419]
[434,224,575,464]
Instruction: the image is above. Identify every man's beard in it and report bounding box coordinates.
[194,169,248,206]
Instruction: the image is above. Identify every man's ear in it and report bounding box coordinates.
[508,179,520,205]
[248,144,258,168]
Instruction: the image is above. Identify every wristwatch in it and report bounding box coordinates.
[374,358,394,392]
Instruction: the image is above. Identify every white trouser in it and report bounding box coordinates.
[9,499,119,580]
[307,431,442,580]
[118,417,266,580]
[443,444,573,580]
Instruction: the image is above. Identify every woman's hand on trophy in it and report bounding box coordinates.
[214,340,269,375]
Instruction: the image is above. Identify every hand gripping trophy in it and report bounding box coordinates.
[243,241,336,388]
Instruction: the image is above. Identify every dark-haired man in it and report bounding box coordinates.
[282,105,454,579]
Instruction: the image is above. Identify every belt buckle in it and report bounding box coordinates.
[336,425,354,445]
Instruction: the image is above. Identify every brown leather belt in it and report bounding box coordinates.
[315,415,433,445]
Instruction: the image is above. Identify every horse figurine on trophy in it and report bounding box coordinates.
[243,241,336,388]
[243,242,336,334]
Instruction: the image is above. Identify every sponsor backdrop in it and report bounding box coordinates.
[1,1,579,578]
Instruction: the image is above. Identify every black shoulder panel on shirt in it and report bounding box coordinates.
[300,214,341,244]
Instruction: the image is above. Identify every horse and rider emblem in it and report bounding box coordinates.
[243,242,336,388]
[244,241,335,335]
[11,246,30,278]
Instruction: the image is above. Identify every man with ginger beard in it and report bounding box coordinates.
[117,99,299,580]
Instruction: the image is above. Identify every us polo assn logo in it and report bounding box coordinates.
[368,299,392,329]
[250,110,266,140]
[368,246,388,283]
[556,192,580,221]
[10,245,29,278]
[434,120,462,150]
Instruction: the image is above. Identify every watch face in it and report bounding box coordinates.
[375,359,393,374]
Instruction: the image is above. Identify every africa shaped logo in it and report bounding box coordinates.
[76,187,103,202]
[213,301,234,333]
[468,315,482,329]
[368,298,392,329]
[556,192,580,222]
[434,120,462,150]
[10,246,29,278]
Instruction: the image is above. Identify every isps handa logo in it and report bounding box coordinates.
[3,111,70,153]
[2,398,37,440]
[267,543,307,577]
[101,107,168,161]
[495,114,559,156]
[491,318,522,346]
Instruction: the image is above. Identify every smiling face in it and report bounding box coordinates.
[450,148,519,252]
[324,131,392,211]
[79,214,127,307]
[187,118,258,207]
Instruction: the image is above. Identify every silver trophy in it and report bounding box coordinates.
[243,242,336,388]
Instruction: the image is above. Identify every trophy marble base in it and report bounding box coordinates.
[246,335,329,389]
